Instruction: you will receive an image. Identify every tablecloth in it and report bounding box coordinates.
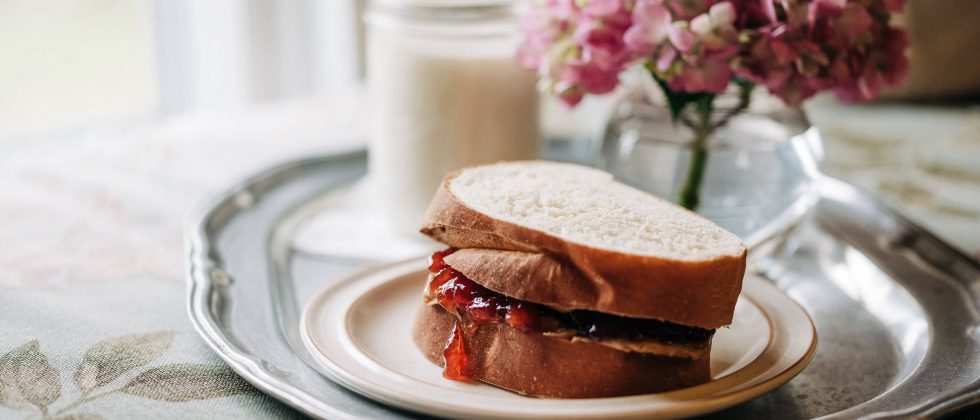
[0,100,362,419]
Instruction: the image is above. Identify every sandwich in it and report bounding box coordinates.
[412,161,747,398]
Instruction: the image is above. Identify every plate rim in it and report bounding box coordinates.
[300,258,817,419]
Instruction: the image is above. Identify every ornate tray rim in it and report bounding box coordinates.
[186,151,369,420]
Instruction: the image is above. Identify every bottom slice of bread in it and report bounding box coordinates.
[413,305,711,398]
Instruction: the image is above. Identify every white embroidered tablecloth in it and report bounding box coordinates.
[0,100,362,420]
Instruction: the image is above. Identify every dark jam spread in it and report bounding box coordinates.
[427,249,713,375]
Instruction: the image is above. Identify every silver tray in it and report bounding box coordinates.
[186,144,980,419]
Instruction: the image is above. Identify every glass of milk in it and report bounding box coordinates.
[366,0,540,234]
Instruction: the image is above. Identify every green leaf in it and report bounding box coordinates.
[121,364,255,402]
[73,332,174,393]
[650,74,715,124]
[731,76,755,94]
[0,340,62,410]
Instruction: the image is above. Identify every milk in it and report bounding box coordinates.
[367,7,540,234]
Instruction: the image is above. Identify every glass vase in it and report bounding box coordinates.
[598,83,823,263]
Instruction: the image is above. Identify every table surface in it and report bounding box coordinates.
[0,101,361,419]
[1,98,976,419]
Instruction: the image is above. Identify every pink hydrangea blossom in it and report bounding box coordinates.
[518,0,908,107]
[735,0,909,104]
[623,0,671,55]
[516,0,636,106]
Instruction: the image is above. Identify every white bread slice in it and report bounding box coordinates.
[413,305,711,398]
[420,161,747,329]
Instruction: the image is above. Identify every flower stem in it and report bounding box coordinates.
[678,98,714,210]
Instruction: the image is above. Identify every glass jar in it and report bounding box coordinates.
[366,0,539,234]
[599,83,823,263]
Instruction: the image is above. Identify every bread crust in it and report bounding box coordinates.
[421,168,748,329]
[413,305,711,398]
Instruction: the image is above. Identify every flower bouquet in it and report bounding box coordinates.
[517,0,909,210]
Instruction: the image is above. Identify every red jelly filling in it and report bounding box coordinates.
[442,322,469,381]
[427,248,712,343]
[428,248,554,333]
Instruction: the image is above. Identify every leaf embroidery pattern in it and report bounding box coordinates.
[0,340,62,412]
[73,332,174,393]
[0,332,257,419]
[122,364,254,402]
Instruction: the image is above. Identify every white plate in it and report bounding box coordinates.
[300,258,816,419]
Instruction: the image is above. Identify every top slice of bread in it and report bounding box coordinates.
[420,161,747,329]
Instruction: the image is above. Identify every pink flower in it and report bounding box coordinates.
[668,58,734,92]
[656,2,740,93]
[736,0,909,104]
[581,0,625,16]
[556,87,585,107]
[832,27,909,102]
[576,61,623,93]
[691,2,738,50]
[667,23,696,53]
[574,19,631,69]
[667,0,711,20]
[517,0,909,107]
[624,0,672,55]
[515,3,568,69]
[759,0,778,23]
[653,47,678,71]
[516,0,638,106]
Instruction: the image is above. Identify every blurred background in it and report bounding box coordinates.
[1,0,978,255]
[0,0,362,137]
